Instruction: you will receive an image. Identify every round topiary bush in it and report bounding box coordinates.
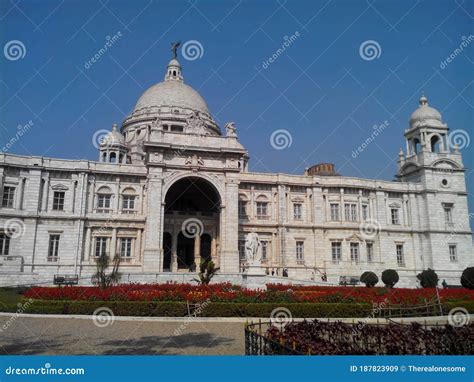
[461,267,474,290]
[360,271,378,287]
[417,268,439,288]
[381,269,399,288]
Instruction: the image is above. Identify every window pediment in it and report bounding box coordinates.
[51,184,68,191]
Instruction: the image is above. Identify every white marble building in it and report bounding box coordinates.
[0,56,472,288]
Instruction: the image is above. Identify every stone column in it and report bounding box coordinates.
[110,228,117,258]
[143,168,163,272]
[16,177,24,210]
[136,229,142,262]
[221,177,239,273]
[194,234,201,269]
[84,227,92,261]
[171,230,178,272]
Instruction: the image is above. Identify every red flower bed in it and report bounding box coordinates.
[24,282,474,305]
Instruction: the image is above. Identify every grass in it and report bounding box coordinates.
[0,288,25,310]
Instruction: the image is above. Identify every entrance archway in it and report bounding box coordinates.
[163,176,221,272]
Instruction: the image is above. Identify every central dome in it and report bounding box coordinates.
[133,80,211,116]
[122,57,220,135]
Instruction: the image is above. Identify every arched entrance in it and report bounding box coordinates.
[162,176,221,272]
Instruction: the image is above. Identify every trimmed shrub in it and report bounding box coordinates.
[381,269,399,288]
[417,268,439,288]
[461,267,474,290]
[18,299,374,318]
[360,271,378,287]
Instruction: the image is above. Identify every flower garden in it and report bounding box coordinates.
[24,282,474,304]
[7,282,472,318]
[245,320,473,355]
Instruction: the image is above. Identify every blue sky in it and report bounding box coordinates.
[0,0,473,212]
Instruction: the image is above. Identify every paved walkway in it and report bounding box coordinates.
[0,314,246,355]
[0,313,463,355]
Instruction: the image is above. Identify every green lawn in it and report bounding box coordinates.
[0,288,25,311]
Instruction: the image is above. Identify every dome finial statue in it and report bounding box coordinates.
[171,41,181,59]
[419,92,428,106]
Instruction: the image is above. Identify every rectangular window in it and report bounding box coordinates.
[97,195,112,213]
[238,240,246,260]
[296,241,304,264]
[122,196,135,212]
[391,208,400,225]
[95,237,108,257]
[331,242,342,264]
[367,243,374,263]
[256,202,269,219]
[362,204,369,221]
[330,203,340,221]
[2,186,15,208]
[444,205,453,224]
[293,203,302,220]
[52,191,65,211]
[48,235,60,262]
[350,242,359,264]
[344,203,357,221]
[0,233,10,255]
[449,244,457,262]
[396,244,405,267]
[261,240,268,260]
[120,238,133,258]
[238,201,247,217]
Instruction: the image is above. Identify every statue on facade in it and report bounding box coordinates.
[151,117,163,130]
[185,111,208,135]
[225,122,237,137]
[245,231,261,264]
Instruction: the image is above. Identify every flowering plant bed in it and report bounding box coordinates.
[24,282,474,305]
[257,320,473,355]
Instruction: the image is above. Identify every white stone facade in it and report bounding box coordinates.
[0,59,472,288]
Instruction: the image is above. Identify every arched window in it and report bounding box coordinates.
[431,135,442,153]
[109,152,117,163]
[96,186,113,213]
[121,187,137,213]
[413,138,421,154]
[102,152,107,162]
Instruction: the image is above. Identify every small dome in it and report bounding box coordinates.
[101,124,125,147]
[409,94,443,128]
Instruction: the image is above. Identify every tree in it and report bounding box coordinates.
[381,269,399,288]
[360,271,378,287]
[194,260,220,285]
[417,268,439,288]
[461,267,474,290]
[93,253,121,289]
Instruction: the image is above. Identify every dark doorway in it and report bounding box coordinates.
[163,232,172,271]
[200,233,212,266]
[177,232,195,270]
[165,177,220,214]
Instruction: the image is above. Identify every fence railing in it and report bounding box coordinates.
[377,297,444,318]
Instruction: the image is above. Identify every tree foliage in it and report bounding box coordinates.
[360,271,378,287]
[381,269,399,288]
